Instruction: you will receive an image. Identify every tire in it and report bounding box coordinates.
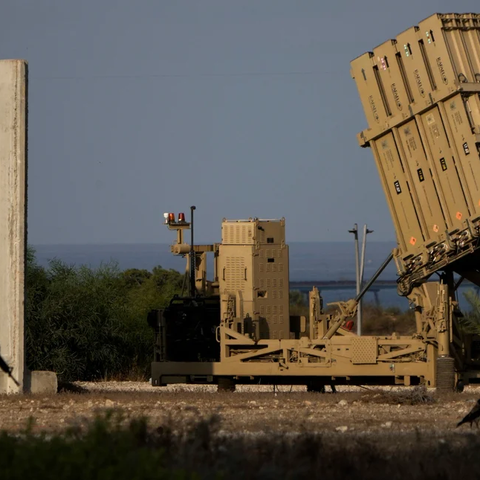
[307,379,326,393]
[217,377,235,392]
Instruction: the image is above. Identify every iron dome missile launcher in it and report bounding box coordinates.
[148,13,480,392]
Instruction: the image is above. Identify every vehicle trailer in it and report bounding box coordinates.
[148,213,480,392]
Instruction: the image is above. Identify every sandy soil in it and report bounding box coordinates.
[1,382,480,438]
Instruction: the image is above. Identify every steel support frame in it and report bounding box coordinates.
[151,329,436,387]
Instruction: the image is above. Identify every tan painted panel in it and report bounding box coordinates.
[416,15,460,99]
[221,218,285,245]
[253,244,289,340]
[360,93,480,273]
[354,13,480,144]
[395,27,436,109]
[418,106,469,230]
[0,60,27,394]
[254,220,286,245]
[466,90,480,127]
[372,39,412,126]
[440,94,480,217]
[461,24,480,80]
[350,52,389,130]
[371,132,424,253]
[222,223,255,245]
[395,120,447,241]
[218,219,290,340]
[419,14,480,86]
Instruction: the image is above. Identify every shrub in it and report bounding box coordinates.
[25,248,184,382]
[361,302,416,336]
[289,288,416,336]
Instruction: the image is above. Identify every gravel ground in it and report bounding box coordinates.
[1,382,480,437]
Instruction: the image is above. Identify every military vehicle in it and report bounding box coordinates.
[148,13,480,392]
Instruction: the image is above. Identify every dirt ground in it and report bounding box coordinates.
[1,382,480,439]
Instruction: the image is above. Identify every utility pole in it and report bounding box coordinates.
[190,206,196,297]
[348,223,360,309]
[349,223,373,336]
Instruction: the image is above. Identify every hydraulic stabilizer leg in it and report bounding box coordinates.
[409,281,456,392]
[436,281,455,392]
[323,252,393,339]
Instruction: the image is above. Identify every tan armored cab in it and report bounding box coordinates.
[351,13,480,295]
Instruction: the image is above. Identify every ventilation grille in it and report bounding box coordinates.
[222,224,254,245]
[225,257,245,292]
[351,337,377,364]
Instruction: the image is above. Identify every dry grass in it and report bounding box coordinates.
[361,303,416,336]
[293,300,417,337]
[358,385,436,405]
[2,407,480,479]
[0,382,477,436]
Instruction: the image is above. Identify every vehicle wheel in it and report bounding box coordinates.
[217,377,235,392]
[307,380,326,393]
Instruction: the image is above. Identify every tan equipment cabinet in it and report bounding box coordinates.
[218,218,290,340]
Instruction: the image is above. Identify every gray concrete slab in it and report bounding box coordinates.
[0,60,27,394]
[25,370,58,394]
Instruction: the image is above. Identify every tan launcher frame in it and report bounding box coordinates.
[152,218,480,391]
[152,273,480,392]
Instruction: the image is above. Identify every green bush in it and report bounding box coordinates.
[25,247,184,382]
[289,290,308,316]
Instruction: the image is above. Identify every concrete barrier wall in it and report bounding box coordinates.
[0,60,27,393]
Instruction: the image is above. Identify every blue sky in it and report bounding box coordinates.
[2,1,478,244]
